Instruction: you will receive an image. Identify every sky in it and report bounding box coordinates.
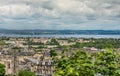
[0,0,120,30]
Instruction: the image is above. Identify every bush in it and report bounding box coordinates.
[18,70,35,76]
[0,64,5,76]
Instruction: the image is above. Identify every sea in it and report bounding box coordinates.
[0,34,120,38]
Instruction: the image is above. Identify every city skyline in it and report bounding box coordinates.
[0,0,120,30]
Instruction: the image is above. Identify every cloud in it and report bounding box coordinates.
[0,4,33,18]
[0,0,120,30]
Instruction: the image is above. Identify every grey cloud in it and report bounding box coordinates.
[0,0,120,19]
[0,0,120,30]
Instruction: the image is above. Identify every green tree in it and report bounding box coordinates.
[71,38,120,49]
[49,50,57,57]
[94,49,120,76]
[54,50,94,76]
[53,49,120,76]
[0,64,5,76]
[48,38,59,45]
[18,70,35,76]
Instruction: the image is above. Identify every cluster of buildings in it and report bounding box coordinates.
[0,37,55,76]
[0,37,101,76]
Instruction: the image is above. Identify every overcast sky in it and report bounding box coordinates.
[0,0,120,30]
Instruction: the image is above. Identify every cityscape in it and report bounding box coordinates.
[0,36,120,76]
[0,0,120,76]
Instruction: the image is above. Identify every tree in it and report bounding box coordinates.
[18,70,35,76]
[0,63,5,76]
[54,50,94,76]
[47,38,59,45]
[94,49,120,76]
[53,49,120,76]
[49,50,57,57]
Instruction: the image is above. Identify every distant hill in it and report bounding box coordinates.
[0,30,120,35]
